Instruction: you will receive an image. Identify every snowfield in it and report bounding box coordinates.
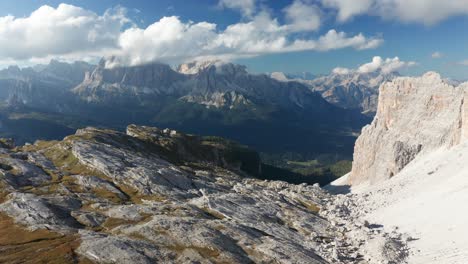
[332,142,468,263]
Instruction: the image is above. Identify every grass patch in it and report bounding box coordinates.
[102,213,152,231]
[167,244,221,260]
[287,159,320,167]
[0,180,9,204]
[0,213,92,264]
[296,199,320,213]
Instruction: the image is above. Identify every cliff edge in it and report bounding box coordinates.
[347,72,468,186]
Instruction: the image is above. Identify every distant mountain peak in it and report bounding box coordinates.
[177,60,222,74]
[275,69,400,115]
[176,60,248,77]
[270,72,289,82]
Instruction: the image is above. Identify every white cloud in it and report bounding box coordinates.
[322,0,468,25]
[332,67,352,75]
[0,4,128,62]
[0,3,383,67]
[458,60,468,66]
[218,0,257,17]
[431,52,443,59]
[322,0,373,22]
[358,56,385,73]
[358,56,416,74]
[111,12,383,67]
[287,30,383,52]
[333,56,416,74]
[283,0,321,32]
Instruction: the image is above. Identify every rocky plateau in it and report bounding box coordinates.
[0,123,406,263]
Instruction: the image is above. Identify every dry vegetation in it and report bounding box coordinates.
[0,213,92,264]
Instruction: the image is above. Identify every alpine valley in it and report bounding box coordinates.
[0,59,377,182]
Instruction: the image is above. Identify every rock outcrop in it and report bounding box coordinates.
[347,72,468,185]
[0,124,408,263]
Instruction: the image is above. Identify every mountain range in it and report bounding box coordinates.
[0,59,371,167]
[1,72,466,263]
[272,70,398,115]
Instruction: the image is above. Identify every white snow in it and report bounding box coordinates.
[344,142,468,263]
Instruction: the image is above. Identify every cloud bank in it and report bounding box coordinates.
[333,56,417,74]
[0,3,383,67]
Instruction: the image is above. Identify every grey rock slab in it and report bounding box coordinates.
[0,192,80,230]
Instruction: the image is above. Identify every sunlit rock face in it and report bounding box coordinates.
[348,72,468,186]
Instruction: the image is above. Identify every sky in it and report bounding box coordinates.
[0,0,467,79]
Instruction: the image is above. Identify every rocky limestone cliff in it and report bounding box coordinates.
[347,72,468,185]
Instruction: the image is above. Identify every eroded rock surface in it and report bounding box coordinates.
[0,125,402,263]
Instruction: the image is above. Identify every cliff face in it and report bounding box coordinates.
[348,72,468,185]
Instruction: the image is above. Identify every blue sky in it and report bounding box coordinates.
[0,0,467,79]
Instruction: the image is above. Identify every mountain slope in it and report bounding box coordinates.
[0,124,402,263]
[348,72,467,186]
[351,142,468,263]
[328,72,468,263]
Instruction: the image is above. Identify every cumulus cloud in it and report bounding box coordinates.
[358,56,416,74]
[333,56,416,75]
[110,11,383,66]
[431,52,443,59]
[322,0,468,25]
[0,4,128,62]
[218,0,257,17]
[283,0,321,32]
[0,3,383,67]
[458,60,468,66]
[288,30,383,52]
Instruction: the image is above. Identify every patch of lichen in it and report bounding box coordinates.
[41,144,160,204]
[92,187,127,204]
[296,199,320,213]
[0,213,92,264]
[0,180,9,204]
[116,184,166,204]
[243,246,274,264]
[102,213,153,231]
[0,138,15,149]
[18,140,59,152]
[167,244,222,261]
[40,142,108,182]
